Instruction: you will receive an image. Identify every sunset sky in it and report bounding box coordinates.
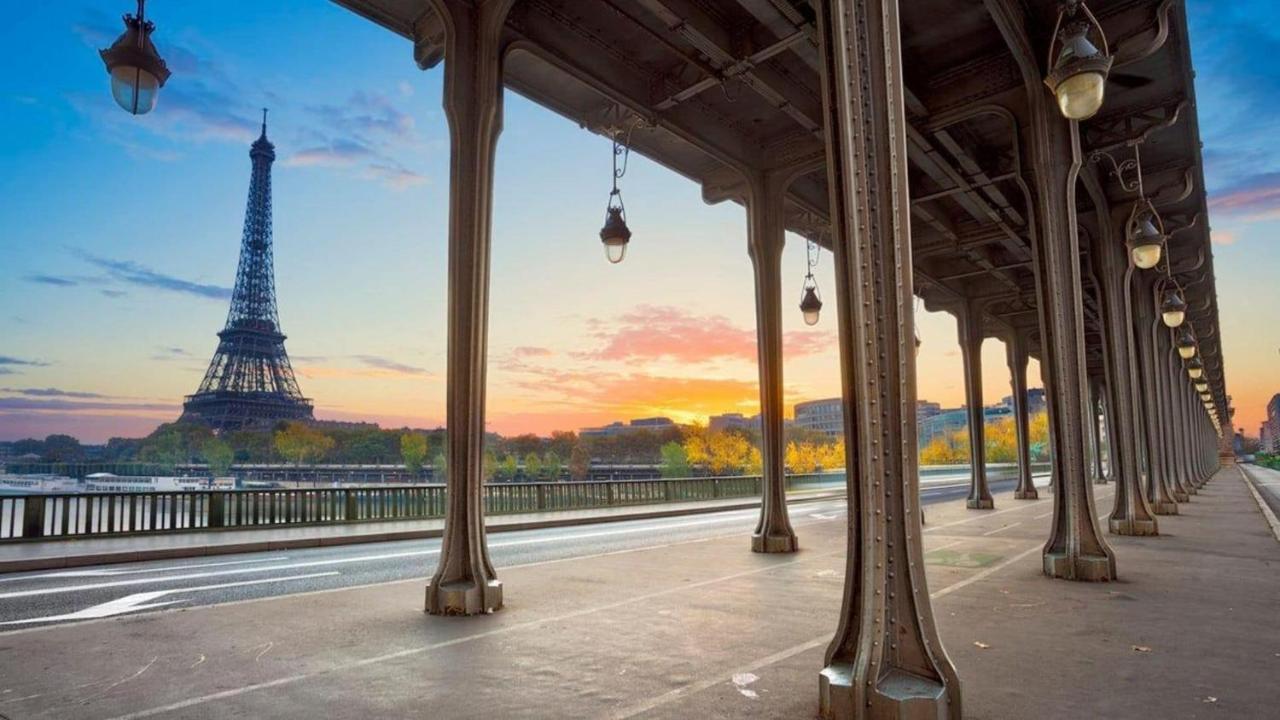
[1,1,1276,444]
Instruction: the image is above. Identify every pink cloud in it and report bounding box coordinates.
[1208,174,1280,222]
[583,305,833,363]
[1211,229,1238,246]
[511,346,554,358]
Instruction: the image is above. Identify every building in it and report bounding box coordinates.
[1261,394,1280,454]
[793,398,843,436]
[917,401,942,421]
[579,417,678,438]
[1001,387,1046,414]
[708,413,760,433]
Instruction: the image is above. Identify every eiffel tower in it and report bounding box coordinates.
[180,110,313,432]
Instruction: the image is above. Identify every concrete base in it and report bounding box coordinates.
[966,497,995,510]
[1109,517,1159,536]
[1013,488,1039,500]
[1151,500,1179,515]
[1172,489,1190,503]
[1093,476,1109,485]
[751,532,798,554]
[1043,551,1117,581]
[424,578,503,616]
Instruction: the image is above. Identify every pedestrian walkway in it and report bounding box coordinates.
[1,468,1273,719]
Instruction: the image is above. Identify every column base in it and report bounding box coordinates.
[1109,517,1159,536]
[425,578,503,616]
[1093,476,1109,485]
[1172,489,1189,503]
[1014,488,1039,500]
[751,532,798,554]
[1043,551,1116,581]
[1185,484,1198,495]
[966,497,994,510]
[821,665,951,720]
[1150,501,1179,515]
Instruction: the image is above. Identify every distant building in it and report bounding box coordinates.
[709,413,760,433]
[1261,394,1280,453]
[794,398,844,436]
[1000,387,1046,414]
[918,405,1013,447]
[917,401,942,421]
[580,417,678,438]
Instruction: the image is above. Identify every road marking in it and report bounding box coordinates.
[0,557,290,582]
[1034,511,1054,519]
[0,572,340,625]
[981,522,1022,536]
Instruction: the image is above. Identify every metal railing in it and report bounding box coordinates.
[0,463,1046,542]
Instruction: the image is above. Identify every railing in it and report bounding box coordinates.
[0,463,1047,542]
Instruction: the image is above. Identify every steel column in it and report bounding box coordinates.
[958,300,994,509]
[425,0,514,616]
[1027,97,1116,580]
[815,0,961,715]
[1007,332,1038,499]
[1160,334,1191,502]
[747,171,798,554]
[1135,280,1179,516]
[1087,378,1106,484]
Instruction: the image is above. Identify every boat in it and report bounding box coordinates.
[0,474,80,495]
[82,473,208,493]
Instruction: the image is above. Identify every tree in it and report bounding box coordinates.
[568,444,591,481]
[203,438,235,478]
[42,434,85,463]
[274,422,334,465]
[659,441,690,478]
[523,452,543,480]
[432,452,447,483]
[542,451,562,481]
[140,430,185,472]
[483,449,499,481]
[500,454,519,482]
[400,433,429,476]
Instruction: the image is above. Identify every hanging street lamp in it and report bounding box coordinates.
[599,126,635,264]
[1194,380,1209,393]
[1127,205,1166,270]
[1186,357,1204,380]
[798,238,823,325]
[1044,1,1112,120]
[1160,286,1187,328]
[1175,326,1197,359]
[99,0,170,115]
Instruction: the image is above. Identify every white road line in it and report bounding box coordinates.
[1034,511,1054,519]
[1239,466,1280,542]
[0,557,290,582]
[981,522,1023,536]
[610,541,1044,719]
[1,573,341,626]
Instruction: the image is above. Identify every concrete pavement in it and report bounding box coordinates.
[0,468,1275,719]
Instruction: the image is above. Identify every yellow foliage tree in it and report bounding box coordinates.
[274,422,335,465]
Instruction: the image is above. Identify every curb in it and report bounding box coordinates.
[1239,466,1280,543]
[0,491,846,574]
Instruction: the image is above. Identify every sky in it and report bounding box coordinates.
[0,1,1275,444]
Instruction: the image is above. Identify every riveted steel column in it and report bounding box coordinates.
[1008,333,1038,499]
[748,171,798,554]
[815,0,961,716]
[1091,194,1156,535]
[1027,96,1117,580]
[1161,335,1191,502]
[1178,381,1198,494]
[1088,379,1107,484]
[1096,378,1116,483]
[958,300,994,509]
[425,0,513,616]
[1135,280,1178,517]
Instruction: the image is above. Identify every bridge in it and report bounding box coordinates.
[0,1,1267,718]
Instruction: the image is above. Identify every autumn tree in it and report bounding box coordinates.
[274,422,335,465]
[203,438,235,478]
[400,433,429,476]
[523,452,543,480]
[568,444,591,481]
[659,441,690,478]
[542,451,562,481]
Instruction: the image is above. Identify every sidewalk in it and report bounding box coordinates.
[0,487,845,574]
[0,467,1275,719]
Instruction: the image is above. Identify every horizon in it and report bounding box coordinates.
[2,1,1277,444]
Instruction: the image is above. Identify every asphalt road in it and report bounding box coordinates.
[0,476,1040,630]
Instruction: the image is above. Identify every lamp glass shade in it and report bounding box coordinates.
[1056,71,1106,120]
[1130,242,1162,270]
[1194,381,1208,392]
[109,65,160,115]
[1161,309,1185,328]
[1188,366,1203,380]
[799,286,822,326]
[599,206,631,265]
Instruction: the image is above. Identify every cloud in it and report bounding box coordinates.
[151,347,196,362]
[76,251,232,300]
[1,387,110,399]
[100,289,128,298]
[25,274,77,287]
[511,346,554,358]
[582,305,832,363]
[0,356,49,368]
[363,163,427,189]
[307,92,418,146]
[286,139,374,168]
[0,397,176,413]
[1207,172,1280,222]
[1211,229,1238,246]
[353,355,429,376]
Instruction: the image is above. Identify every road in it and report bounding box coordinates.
[0,476,1041,630]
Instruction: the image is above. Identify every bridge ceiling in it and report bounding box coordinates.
[332,0,1224,402]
